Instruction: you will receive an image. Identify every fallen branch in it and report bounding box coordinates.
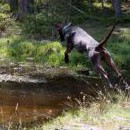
[68,4,85,14]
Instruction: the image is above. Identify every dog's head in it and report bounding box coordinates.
[55,23,72,42]
[55,23,65,42]
[55,23,63,31]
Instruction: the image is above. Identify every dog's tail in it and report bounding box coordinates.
[96,21,118,49]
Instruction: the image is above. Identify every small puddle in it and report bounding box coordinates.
[0,71,102,128]
[0,86,70,127]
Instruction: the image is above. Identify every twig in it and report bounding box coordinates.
[68,3,85,14]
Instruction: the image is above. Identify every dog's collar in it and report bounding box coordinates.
[62,23,72,35]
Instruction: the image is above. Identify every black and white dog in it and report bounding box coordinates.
[55,23,121,87]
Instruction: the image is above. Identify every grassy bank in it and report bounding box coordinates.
[0,2,130,71]
[0,22,130,80]
[33,92,130,130]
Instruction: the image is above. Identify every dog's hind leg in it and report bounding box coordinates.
[101,49,121,78]
[100,49,130,90]
[88,50,113,87]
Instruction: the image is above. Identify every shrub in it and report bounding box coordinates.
[8,38,35,61]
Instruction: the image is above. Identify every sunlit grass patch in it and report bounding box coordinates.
[120,27,130,41]
[34,41,65,66]
[0,37,9,58]
[107,26,130,67]
[41,92,130,130]
[3,36,65,66]
[93,2,111,9]
[8,38,35,61]
[69,50,90,67]
[109,41,130,65]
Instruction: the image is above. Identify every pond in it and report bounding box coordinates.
[0,64,129,129]
[0,87,67,127]
[0,73,101,128]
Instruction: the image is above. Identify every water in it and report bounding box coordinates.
[0,86,68,127]
[0,69,102,128]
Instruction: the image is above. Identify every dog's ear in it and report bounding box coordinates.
[54,23,63,31]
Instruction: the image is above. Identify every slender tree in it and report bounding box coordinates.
[18,0,34,14]
[112,0,122,18]
[7,0,18,12]
[7,0,34,19]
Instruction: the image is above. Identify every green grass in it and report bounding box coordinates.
[2,37,65,66]
[111,30,130,67]
[0,22,130,76]
[35,92,130,130]
[0,34,91,68]
[0,0,130,71]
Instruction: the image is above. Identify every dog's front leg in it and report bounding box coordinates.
[64,43,73,63]
[64,47,71,63]
[64,50,69,63]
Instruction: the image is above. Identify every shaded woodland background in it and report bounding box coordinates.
[0,0,130,80]
[1,0,128,37]
[2,0,128,39]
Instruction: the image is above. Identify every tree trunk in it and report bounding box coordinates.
[7,0,18,12]
[26,0,35,13]
[112,0,122,18]
[19,0,28,14]
[101,0,105,15]
[88,0,92,13]
[18,0,34,20]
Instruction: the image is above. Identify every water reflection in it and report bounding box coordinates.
[0,87,67,126]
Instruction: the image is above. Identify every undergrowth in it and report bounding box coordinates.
[0,1,130,70]
[38,90,130,130]
[0,25,130,79]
